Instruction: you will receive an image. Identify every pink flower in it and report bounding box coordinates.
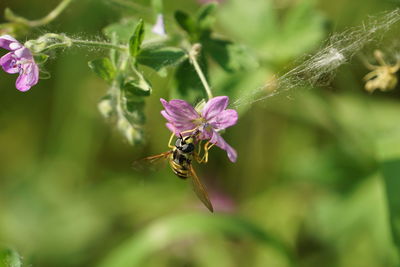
[0,35,39,92]
[160,96,238,162]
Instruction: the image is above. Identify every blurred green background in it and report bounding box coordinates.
[1,0,400,266]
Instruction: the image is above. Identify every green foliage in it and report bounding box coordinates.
[2,1,400,267]
[129,19,145,58]
[137,46,187,72]
[0,247,21,267]
[173,2,257,102]
[98,213,293,267]
[378,131,400,254]
[103,19,139,43]
[88,58,116,83]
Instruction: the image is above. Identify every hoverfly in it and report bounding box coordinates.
[139,131,215,212]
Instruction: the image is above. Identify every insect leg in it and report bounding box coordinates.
[179,127,200,137]
[168,133,175,148]
[198,141,215,163]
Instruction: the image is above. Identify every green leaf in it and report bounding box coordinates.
[205,38,258,72]
[137,46,187,71]
[103,19,138,43]
[0,247,22,267]
[196,2,218,31]
[173,58,207,103]
[174,11,197,40]
[129,19,145,58]
[88,58,116,83]
[98,213,294,267]
[123,78,152,97]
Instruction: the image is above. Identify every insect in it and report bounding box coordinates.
[140,131,215,212]
[363,50,400,93]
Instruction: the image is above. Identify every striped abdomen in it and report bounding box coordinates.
[169,149,192,179]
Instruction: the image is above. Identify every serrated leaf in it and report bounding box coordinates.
[88,58,116,83]
[129,19,145,58]
[103,19,138,43]
[137,46,186,71]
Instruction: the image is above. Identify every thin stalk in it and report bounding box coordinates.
[69,39,128,52]
[188,43,213,100]
[28,0,74,27]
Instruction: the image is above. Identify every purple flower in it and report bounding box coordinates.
[160,96,238,162]
[0,35,39,92]
[151,14,166,36]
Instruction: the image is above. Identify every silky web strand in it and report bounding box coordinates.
[232,9,400,108]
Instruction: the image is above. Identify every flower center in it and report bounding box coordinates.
[192,117,212,132]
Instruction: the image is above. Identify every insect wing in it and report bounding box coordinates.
[189,165,214,212]
[132,151,172,171]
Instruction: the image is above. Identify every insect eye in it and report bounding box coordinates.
[175,138,182,147]
[181,143,195,153]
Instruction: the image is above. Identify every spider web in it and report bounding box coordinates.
[231,9,400,108]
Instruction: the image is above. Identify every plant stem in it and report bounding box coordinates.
[188,43,213,100]
[69,39,127,52]
[28,0,74,27]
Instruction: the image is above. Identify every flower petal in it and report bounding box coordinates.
[0,35,21,50]
[202,96,229,120]
[13,47,32,60]
[160,98,199,120]
[208,109,238,130]
[0,52,19,74]
[16,63,39,92]
[209,130,237,162]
